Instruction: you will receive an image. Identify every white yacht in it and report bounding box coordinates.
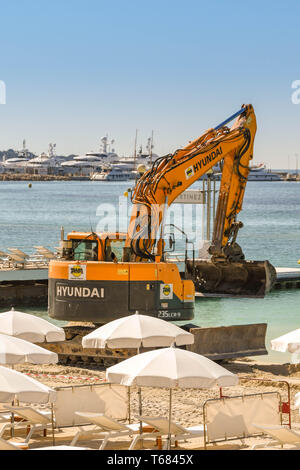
[61,157,104,176]
[2,140,32,172]
[26,144,62,174]
[91,163,137,181]
[90,158,153,181]
[247,164,281,181]
[91,139,160,181]
[213,163,282,181]
[61,135,119,176]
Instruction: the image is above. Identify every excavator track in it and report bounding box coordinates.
[41,323,140,367]
[40,321,269,366]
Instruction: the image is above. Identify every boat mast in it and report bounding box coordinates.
[150,130,154,165]
[133,129,138,171]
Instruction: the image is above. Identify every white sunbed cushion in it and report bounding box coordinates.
[253,423,300,444]
[137,416,204,436]
[8,441,28,449]
[127,422,147,432]
[0,413,12,422]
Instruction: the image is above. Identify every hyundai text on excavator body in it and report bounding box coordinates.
[48,105,276,327]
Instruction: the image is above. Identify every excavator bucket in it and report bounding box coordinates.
[186,259,276,298]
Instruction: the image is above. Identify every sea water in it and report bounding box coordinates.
[0,179,299,363]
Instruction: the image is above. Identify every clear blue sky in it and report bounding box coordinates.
[0,0,300,168]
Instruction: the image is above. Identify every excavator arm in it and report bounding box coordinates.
[126,104,256,262]
[126,104,276,297]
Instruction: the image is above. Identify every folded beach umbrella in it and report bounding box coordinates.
[106,345,238,449]
[270,329,300,354]
[0,333,58,365]
[82,311,194,349]
[0,308,65,343]
[0,365,56,403]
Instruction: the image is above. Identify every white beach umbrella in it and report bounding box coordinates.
[106,345,238,448]
[271,329,300,354]
[83,311,194,443]
[82,311,194,349]
[0,365,56,403]
[0,334,58,365]
[0,308,65,343]
[106,346,238,388]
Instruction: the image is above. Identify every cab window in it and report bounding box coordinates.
[105,239,125,262]
[72,240,98,261]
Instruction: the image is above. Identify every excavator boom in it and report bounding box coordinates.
[126,104,276,296]
[127,106,255,259]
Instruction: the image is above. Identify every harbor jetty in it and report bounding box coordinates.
[0,246,51,307]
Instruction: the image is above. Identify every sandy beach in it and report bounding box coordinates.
[2,358,299,451]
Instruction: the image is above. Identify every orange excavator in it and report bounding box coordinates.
[48,104,276,327]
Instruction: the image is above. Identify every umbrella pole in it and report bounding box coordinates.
[138,387,142,426]
[51,403,55,446]
[137,347,143,449]
[10,399,15,438]
[128,386,131,424]
[138,386,143,449]
[167,388,172,451]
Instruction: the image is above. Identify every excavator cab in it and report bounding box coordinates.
[60,232,129,263]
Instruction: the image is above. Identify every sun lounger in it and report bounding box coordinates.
[0,251,10,266]
[34,247,56,259]
[0,410,36,439]
[7,254,26,263]
[130,416,204,450]
[0,437,28,450]
[70,412,141,450]
[7,248,30,259]
[252,424,300,449]
[0,410,27,438]
[38,252,56,260]
[0,421,13,439]
[4,406,53,443]
[0,252,26,268]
